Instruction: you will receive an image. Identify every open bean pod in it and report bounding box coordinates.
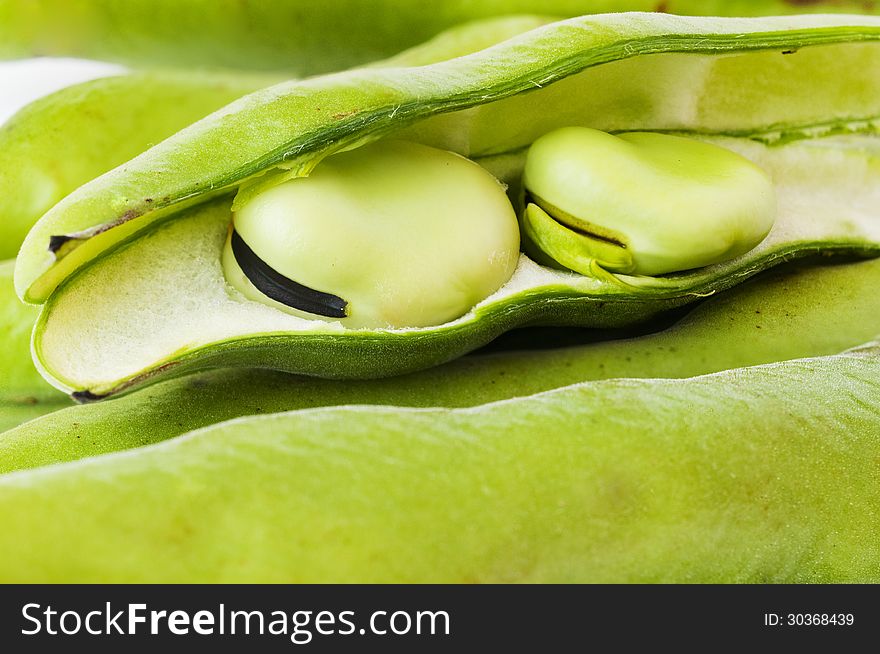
[14,13,880,399]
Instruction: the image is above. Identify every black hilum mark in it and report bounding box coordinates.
[231,230,348,318]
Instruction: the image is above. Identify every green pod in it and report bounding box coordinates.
[14,14,880,397]
[2,1,878,73]
[4,256,880,474]
[0,343,878,582]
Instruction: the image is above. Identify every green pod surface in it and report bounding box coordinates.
[2,1,878,73]
[14,14,880,397]
[3,256,879,474]
[0,343,878,582]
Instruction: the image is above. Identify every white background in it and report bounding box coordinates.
[0,58,124,126]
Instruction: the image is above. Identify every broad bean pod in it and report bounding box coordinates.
[2,0,877,73]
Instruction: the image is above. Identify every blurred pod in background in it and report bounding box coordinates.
[2,0,879,74]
